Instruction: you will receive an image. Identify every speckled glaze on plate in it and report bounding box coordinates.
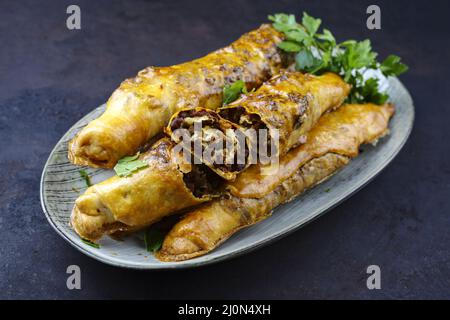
[40,76,414,269]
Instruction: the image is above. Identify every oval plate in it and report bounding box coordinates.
[40,76,414,269]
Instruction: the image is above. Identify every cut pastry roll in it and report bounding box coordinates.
[156,103,394,261]
[68,24,290,169]
[167,108,252,180]
[70,138,223,242]
[167,71,351,180]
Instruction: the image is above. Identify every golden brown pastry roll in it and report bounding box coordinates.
[229,102,394,198]
[70,71,348,241]
[166,71,351,180]
[166,108,252,180]
[156,103,394,261]
[68,24,290,169]
[70,138,223,241]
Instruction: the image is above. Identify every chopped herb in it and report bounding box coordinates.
[79,169,92,187]
[114,152,149,177]
[223,80,248,105]
[144,228,165,253]
[325,188,331,193]
[269,12,408,104]
[278,41,302,52]
[82,238,100,248]
[380,54,409,76]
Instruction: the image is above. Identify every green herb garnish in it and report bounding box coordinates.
[82,238,100,248]
[144,228,165,253]
[79,169,92,187]
[114,153,149,177]
[269,12,408,104]
[223,80,248,105]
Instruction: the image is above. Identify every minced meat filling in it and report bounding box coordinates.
[170,109,220,132]
[183,164,223,198]
[172,109,250,174]
[171,108,273,174]
[219,106,266,130]
[220,107,272,158]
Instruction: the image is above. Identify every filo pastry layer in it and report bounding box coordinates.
[157,103,394,261]
[71,71,351,241]
[71,138,222,241]
[167,71,351,180]
[69,24,290,169]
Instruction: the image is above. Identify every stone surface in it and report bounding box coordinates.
[0,0,449,299]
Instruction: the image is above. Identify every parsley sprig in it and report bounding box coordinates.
[223,80,248,105]
[114,153,149,177]
[269,12,408,104]
[82,238,100,248]
[144,228,165,253]
[78,169,92,187]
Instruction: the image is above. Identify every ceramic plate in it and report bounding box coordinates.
[40,76,414,269]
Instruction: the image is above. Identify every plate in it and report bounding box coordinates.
[40,76,414,269]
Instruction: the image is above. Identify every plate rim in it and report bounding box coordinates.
[40,77,415,270]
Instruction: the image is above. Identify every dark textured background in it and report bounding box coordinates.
[1,0,449,299]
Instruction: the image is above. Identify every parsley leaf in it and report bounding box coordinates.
[268,11,408,105]
[340,40,378,71]
[361,78,389,105]
[82,238,100,248]
[346,76,388,105]
[268,13,299,33]
[380,55,409,76]
[144,228,165,253]
[316,29,335,44]
[302,12,321,36]
[285,28,309,43]
[278,40,302,52]
[223,80,248,105]
[79,169,92,187]
[114,153,148,177]
[295,49,321,72]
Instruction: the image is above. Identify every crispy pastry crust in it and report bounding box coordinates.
[229,102,395,198]
[68,24,289,168]
[219,72,351,158]
[156,103,394,261]
[69,71,350,241]
[70,138,217,241]
[166,71,351,180]
[166,108,251,180]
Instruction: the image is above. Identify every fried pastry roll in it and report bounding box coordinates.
[69,24,290,168]
[167,108,252,180]
[157,103,394,261]
[71,138,223,241]
[167,71,351,180]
